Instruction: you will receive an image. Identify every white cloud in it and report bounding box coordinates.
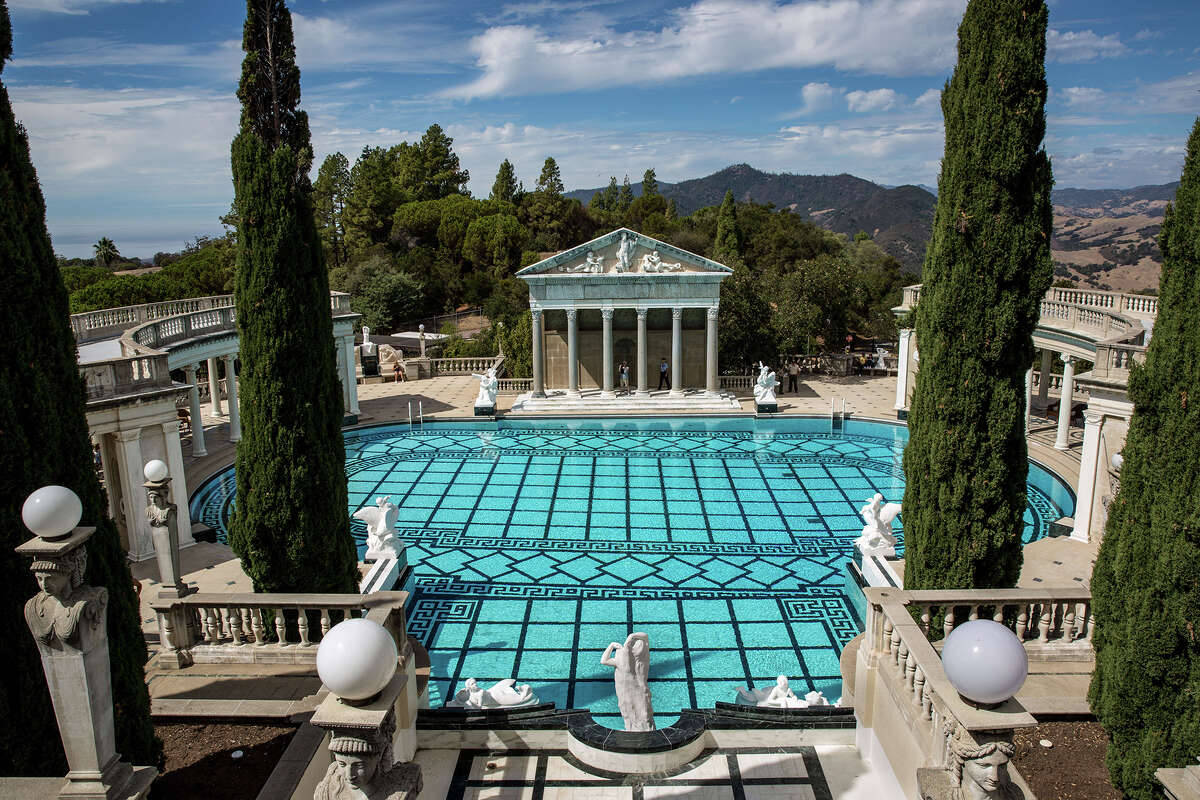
[1132,29,1162,42]
[913,88,941,110]
[786,82,840,116]
[8,0,169,14]
[1058,86,1106,108]
[10,37,241,75]
[445,0,967,99]
[845,88,899,113]
[1047,29,1126,62]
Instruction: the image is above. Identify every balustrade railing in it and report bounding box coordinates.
[720,375,754,390]
[70,295,236,342]
[497,378,532,394]
[429,355,505,376]
[80,353,175,402]
[1091,341,1148,381]
[901,588,1095,653]
[151,591,408,667]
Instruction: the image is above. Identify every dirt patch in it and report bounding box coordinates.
[153,722,297,800]
[1012,720,1122,800]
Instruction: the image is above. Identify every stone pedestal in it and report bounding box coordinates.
[17,527,155,800]
[474,404,495,417]
[144,477,193,598]
[756,402,778,413]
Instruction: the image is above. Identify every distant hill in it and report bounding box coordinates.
[567,165,1176,288]
[567,164,936,271]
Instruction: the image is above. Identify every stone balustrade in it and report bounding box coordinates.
[81,352,174,402]
[1091,341,1148,382]
[150,590,408,668]
[70,295,237,343]
[720,374,754,390]
[902,283,1159,321]
[497,377,532,394]
[900,587,1095,655]
[428,355,505,376]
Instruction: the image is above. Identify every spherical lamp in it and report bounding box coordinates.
[144,459,170,483]
[1111,453,1124,471]
[941,619,1028,706]
[22,485,83,540]
[316,618,398,703]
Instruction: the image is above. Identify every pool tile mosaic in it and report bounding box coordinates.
[190,418,1074,728]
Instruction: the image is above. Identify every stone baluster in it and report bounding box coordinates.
[275,610,286,645]
[890,623,901,662]
[1062,603,1076,641]
[969,605,979,621]
[298,608,311,646]
[993,606,1006,624]
[896,639,907,673]
[321,608,332,637]
[228,608,244,645]
[1038,604,1052,643]
[943,606,956,640]
[1016,605,1029,639]
[252,609,266,646]
[904,649,916,691]
[205,607,220,643]
[919,604,931,636]
[881,618,893,659]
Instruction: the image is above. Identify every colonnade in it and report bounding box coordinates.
[529,305,720,398]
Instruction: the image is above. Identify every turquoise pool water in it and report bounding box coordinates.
[190,416,1074,727]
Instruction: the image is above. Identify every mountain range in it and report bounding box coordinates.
[567,165,1175,290]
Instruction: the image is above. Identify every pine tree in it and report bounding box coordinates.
[490,158,518,204]
[228,0,358,594]
[0,0,159,772]
[536,157,564,196]
[901,0,1053,590]
[409,123,469,202]
[313,152,350,270]
[618,174,634,212]
[642,168,658,197]
[1088,117,1200,800]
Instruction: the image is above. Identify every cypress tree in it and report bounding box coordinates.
[901,0,1053,590]
[1088,118,1200,800]
[713,190,741,265]
[0,0,159,772]
[228,0,358,594]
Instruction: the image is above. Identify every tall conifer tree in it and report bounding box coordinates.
[1088,118,1200,800]
[490,159,518,204]
[0,0,158,772]
[901,0,1053,589]
[228,0,358,593]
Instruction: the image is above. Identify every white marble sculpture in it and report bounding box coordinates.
[946,728,1022,800]
[445,678,539,709]
[736,675,805,708]
[473,367,498,407]
[855,493,902,554]
[361,325,377,356]
[753,362,778,405]
[353,496,400,561]
[314,713,422,800]
[579,250,605,273]
[641,250,682,273]
[615,231,634,272]
[601,632,654,731]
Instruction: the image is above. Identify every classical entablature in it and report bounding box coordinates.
[516,228,731,311]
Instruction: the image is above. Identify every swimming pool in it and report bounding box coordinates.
[190,416,1074,727]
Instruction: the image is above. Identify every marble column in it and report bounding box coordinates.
[224,353,241,443]
[161,420,195,548]
[1055,354,1077,450]
[894,329,914,411]
[531,309,545,398]
[601,308,615,399]
[706,306,719,395]
[1072,409,1105,542]
[115,429,151,561]
[184,364,207,457]
[206,357,223,416]
[670,307,683,396]
[566,308,580,398]
[95,434,116,520]
[336,338,349,410]
[342,336,360,415]
[636,308,649,397]
[1038,348,1053,405]
[1024,367,1034,433]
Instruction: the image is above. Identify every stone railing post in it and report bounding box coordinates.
[17,488,156,798]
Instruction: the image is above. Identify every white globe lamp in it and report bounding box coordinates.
[1110,453,1124,471]
[941,619,1028,706]
[144,459,170,483]
[22,485,83,540]
[316,618,398,704]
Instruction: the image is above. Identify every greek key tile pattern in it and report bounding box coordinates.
[190,419,1073,728]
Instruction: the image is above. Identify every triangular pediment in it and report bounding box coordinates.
[516,229,732,277]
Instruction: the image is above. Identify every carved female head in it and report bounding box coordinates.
[948,729,1019,800]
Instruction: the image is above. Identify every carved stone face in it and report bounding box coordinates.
[147,488,164,507]
[35,570,70,602]
[335,752,380,790]
[962,750,1010,796]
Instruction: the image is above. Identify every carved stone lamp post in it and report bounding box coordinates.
[143,459,192,598]
[17,486,156,800]
[310,618,421,799]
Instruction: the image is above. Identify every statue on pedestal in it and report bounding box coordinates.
[361,326,377,356]
[25,546,106,648]
[353,496,400,561]
[753,362,778,405]
[473,367,498,408]
[314,714,422,800]
[601,632,654,731]
[855,493,902,554]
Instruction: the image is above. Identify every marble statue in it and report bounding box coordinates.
[855,493,902,553]
[418,324,426,357]
[641,250,681,273]
[573,250,603,273]
[361,326,377,356]
[314,714,422,800]
[804,690,829,707]
[145,479,190,596]
[753,362,778,405]
[473,366,498,407]
[445,678,539,709]
[946,728,1022,800]
[615,232,634,272]
[601,632,654,731]
[737,675,804,708]
[24,545,106,648]
[353,496,400,560]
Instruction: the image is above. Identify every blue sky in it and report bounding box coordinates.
[5,0,1199,259]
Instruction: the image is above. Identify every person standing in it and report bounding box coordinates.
[787,359,800,394]
[619,361,630,392]
[658,357,670,390]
